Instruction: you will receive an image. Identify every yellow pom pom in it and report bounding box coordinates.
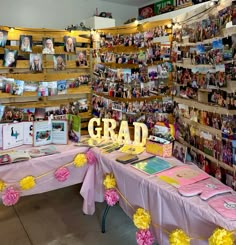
[103,174,116,189]
[169,229,191,245]
[74,153,87,167]
[133,208,151,230]
[209,228,234,245]
[20,176,36,190]
[0,180,5,192]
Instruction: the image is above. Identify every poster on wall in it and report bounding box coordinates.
[154,0,175,15]
[139,4,155,19]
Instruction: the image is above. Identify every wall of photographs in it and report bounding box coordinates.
[172,2,236,189]
[91,20,175,133]
[0,26,92,133]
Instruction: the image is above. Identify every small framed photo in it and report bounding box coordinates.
[76,50,88,66]
[0,30,8,47]
[42,37,55,54]
[29,53,43,72]
[53,54,66,71]
[19,35,32,52]
[173,141,187,163]
[64,36,76,53]
[3,49,18,67]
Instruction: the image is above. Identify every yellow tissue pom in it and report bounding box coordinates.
[169,229,191,245]
[103,174,116,189]
[133,208,151,230]
[209,228,234,245]
[74,153,87,167]
[20,176,36,190]
[0,180,5,192]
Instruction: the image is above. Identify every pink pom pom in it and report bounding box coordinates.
[54,167,70,182]
[136,229,155,245]
[2,187,20,206]
[104,189,119,206]
[86,150,97,165]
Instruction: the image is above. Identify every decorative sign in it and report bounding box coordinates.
[88,118,148,146]
[138,4,155,19]
[154,0,175,15]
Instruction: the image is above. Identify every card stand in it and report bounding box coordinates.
[146,140,172,158]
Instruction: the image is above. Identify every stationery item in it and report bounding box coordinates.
[27,145,59,158]
[131,157,174,175]
[33,120,68,147]
[208,194,236,220]
[0,150,31,164]
[77,137,104,147]
[157,165,210,188]
[119,144,145,155]
[178,178,232,200]
[116,154,139,164]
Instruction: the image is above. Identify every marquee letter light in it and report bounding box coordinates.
[88,118,102,138]
[133,122,148,146]
[102,118,117,141]
[117,121,131,144]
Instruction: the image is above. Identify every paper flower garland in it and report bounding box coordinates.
[0,180,5,192]
[54,167,70,182]
[133,208,151,230]
[74,153,87,167]
[86,150,97,165]
[104,189,119,206]
[2,187,20,206]
[169,229,191,245]
[20,176,36,190]
[103,173,116,189]
[136,229,155,245]
[209,228,235,245]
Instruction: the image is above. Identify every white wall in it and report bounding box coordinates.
[0,0,137,29]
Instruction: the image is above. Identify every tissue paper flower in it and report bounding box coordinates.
[74,153,87,167]
[0,180,5,192]
[209,228,234,245]
[136,229,155,245]
[103,173,116,189]
[169,229,190,245]
[86,150,97,165]
[133,208,151,230]
[2,187,20,206]
[104,189,119,206]
[20,176,36,190]
[54,167,70,182]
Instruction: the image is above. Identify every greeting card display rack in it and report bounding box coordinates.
[91,19,174,137]
[0,26,92,134]
[172,0,236,177]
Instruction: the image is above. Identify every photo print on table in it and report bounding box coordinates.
[0,30,8,47]
[19,35,32,52]
[64,36,76,53]
[29,53,43,72]
[3,49,18,67]
[53,54,66,71]
[172,141,187,163]
[42,37,55,54]
[76,50,88,67]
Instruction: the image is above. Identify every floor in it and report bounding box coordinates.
[0,184,137,245]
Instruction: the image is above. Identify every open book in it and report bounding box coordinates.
[0,150,31,165]
[27,145,59,158]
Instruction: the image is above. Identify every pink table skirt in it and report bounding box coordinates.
[89,147,236,245]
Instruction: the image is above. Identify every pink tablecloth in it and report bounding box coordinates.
[0,143,103,215]
[90,147,236,245]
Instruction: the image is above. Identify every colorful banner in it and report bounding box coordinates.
[154,0,175,15]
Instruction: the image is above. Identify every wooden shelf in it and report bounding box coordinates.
[178,138,235,173]
[174,96,236,115]
[173,62,214,69]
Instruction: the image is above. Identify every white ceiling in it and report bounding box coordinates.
[99,0,154,7]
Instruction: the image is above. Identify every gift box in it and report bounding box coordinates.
[146,140,172,158]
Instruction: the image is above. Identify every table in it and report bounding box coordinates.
[0,143,103,215]
[88,147,236,245]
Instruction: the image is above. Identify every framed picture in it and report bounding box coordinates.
[172,141,187,163]
[42,37,55,54]
[3,49,18,67]
[64,36,76,53]
[19,35,32,52]
[0,30,8,47]
[29,53,43,72]
[53,54,66,71]
[76,50,88,66]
